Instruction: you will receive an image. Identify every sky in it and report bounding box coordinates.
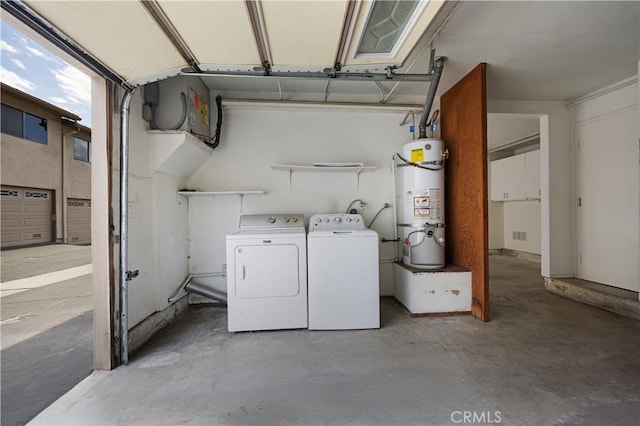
[1,21,92,127]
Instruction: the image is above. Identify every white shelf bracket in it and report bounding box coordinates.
[288,169,293,189]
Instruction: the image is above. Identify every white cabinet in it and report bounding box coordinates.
[524,150,541,199]
[490,150,540,201]
[490,154,525,201]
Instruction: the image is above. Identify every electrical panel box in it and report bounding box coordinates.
[152,76,210,138]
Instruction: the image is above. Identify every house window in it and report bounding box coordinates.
[356,0,423,56]
[1,104,23,138]
[73,137,90,162]
[1,103,48,144]
[24,112,48,144]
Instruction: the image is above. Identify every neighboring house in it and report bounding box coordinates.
[1,83,92,248]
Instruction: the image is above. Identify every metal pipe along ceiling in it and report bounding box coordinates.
[181,70,435,82]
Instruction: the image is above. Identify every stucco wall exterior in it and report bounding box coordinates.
[1,85,91,243]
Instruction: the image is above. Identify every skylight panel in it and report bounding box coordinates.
[356,0,425,57]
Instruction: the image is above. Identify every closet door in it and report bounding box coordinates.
[576,106,639,291]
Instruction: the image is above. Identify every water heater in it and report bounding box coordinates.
[395,138,447,269]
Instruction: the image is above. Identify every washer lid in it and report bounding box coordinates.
[308,229,378,238]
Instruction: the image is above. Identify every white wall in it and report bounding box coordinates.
[187,103,416,296]
[503,200,541,254]
[487,114,539,149]
[487,156,504,250]
[114,90,191,329]
[488,201,504,250]
[488,100,572,278]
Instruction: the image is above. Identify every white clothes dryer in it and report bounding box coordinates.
[226,214,307,332]
[307,214,380,330]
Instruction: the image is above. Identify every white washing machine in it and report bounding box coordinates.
[226,214,307,332]
[307,214,380,330]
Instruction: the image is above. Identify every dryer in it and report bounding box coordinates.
[307,214,380,330]
[226,214,307,332]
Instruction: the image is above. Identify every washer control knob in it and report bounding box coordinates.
[268,216,276,224]
[346,217,352,223]
[324,218,330,223]
[292,217,298,223]
[284,217,290,222]
[354,217,360,222]
[334,217,342,224]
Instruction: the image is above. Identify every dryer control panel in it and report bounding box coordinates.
[239,214,305,230]
[309,214,367,232]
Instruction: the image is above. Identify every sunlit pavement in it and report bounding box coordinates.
[1,244,93,426]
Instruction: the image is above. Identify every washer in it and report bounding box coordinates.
[307,213,380,330]
[226,214,307,332]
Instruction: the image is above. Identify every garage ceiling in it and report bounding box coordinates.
[17,0,640,103]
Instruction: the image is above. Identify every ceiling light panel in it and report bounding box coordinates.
[261,0,349,69]
[158,1,261,68]
[345,0,446,67]
[25,1,185,81]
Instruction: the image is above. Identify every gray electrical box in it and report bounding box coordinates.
[151,76,210,138]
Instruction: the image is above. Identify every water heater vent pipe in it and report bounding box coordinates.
[418,55,446,139]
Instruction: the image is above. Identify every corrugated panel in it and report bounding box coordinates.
[26,0,186,81]
[262,1,348,68]
[158,0,261,67]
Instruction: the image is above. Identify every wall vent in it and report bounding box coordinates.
[512,231,527,241]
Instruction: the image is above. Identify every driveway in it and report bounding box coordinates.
[1,244,94,426]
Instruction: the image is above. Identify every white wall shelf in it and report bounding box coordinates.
[177,190,266,212]
[177,191,265,196]
[271,164,377,188]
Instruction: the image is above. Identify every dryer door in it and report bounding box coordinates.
[234,244,300,298]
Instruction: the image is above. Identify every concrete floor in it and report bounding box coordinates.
[30,255,640,425]
[1,244,92,282]
[1,244,93,426]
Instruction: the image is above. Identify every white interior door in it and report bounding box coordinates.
[234,244,300,298]
[576,105,639,291]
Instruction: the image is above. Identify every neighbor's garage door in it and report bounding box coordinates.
[67,199,91,245]
[1,186,53,248]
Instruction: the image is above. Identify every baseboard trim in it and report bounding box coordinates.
[128,296,190,355]
[490,248,541,263]
[545,277,640,322]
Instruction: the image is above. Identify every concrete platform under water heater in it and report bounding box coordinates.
[393,262,472,316]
